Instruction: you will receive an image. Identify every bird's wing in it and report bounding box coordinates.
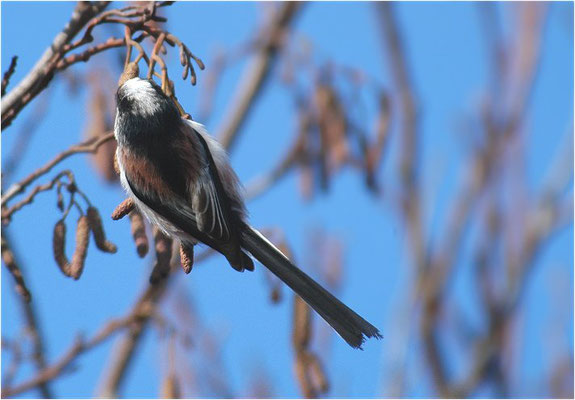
[191,164,232,242]
[181,121,240,244]
[124,172,224,252]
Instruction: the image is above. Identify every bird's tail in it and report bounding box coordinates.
[241,226,382,349]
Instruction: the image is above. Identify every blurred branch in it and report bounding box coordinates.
[244,108,310,199]
[376,3,427,396]
[377,3,421,244]
[196,43,255,122]
[1,338,23,388]
[454,189,571,397]
[1,310,148,398]
[96,284,168,398]
[549,353,574,398]
[477,2,506,97]
[1,232,52,398]
[2,235,31,303]
[97,241,175,398]
[217,2,303,150]
[418,3,549,396]
[293,296,329,398]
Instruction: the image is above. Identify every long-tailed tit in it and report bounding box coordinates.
[114,76,381,349]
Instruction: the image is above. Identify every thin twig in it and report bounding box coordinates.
[56,37,128,70]
[1,232,53,398]
[97,275,172,398]
[1,56,18,96]
[1,133,114,207]
[2,170,73,223]
[1,312,145,398]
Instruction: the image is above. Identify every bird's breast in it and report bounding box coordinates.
[117,147,175,200]
[116,132,203,201]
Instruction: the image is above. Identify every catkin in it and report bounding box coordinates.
[179,244,193,274]
[179,47,186,66]
[53,219,72,277]
[70,216,90,280]
[149,229,172,284]
[130,209,149,257]
[111,197,134,220]
[87,206,117,253]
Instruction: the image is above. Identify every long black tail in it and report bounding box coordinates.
[241,226,382,349]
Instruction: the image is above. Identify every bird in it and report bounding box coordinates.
[113,70,381,349]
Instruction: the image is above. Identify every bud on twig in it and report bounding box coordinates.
[129,208,149,257]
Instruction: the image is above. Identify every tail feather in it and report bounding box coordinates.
[241,226,382,349]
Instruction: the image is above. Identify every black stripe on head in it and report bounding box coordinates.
[115,79,182,146]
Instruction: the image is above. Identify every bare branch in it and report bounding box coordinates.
[1,235,31,302]
[97,258,174,397]
[1,133,115,208]
[2,170,72,223]
[1,312,145,398]
[56,37,128,70]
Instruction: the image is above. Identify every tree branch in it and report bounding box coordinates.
[1,2,109,130]
[1,232,52,398]
[1,132,114,208]
[1,312,143,398]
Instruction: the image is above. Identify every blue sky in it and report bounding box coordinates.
[2,2,573,398]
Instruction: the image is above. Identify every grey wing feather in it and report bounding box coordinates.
[191,167,231,242]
